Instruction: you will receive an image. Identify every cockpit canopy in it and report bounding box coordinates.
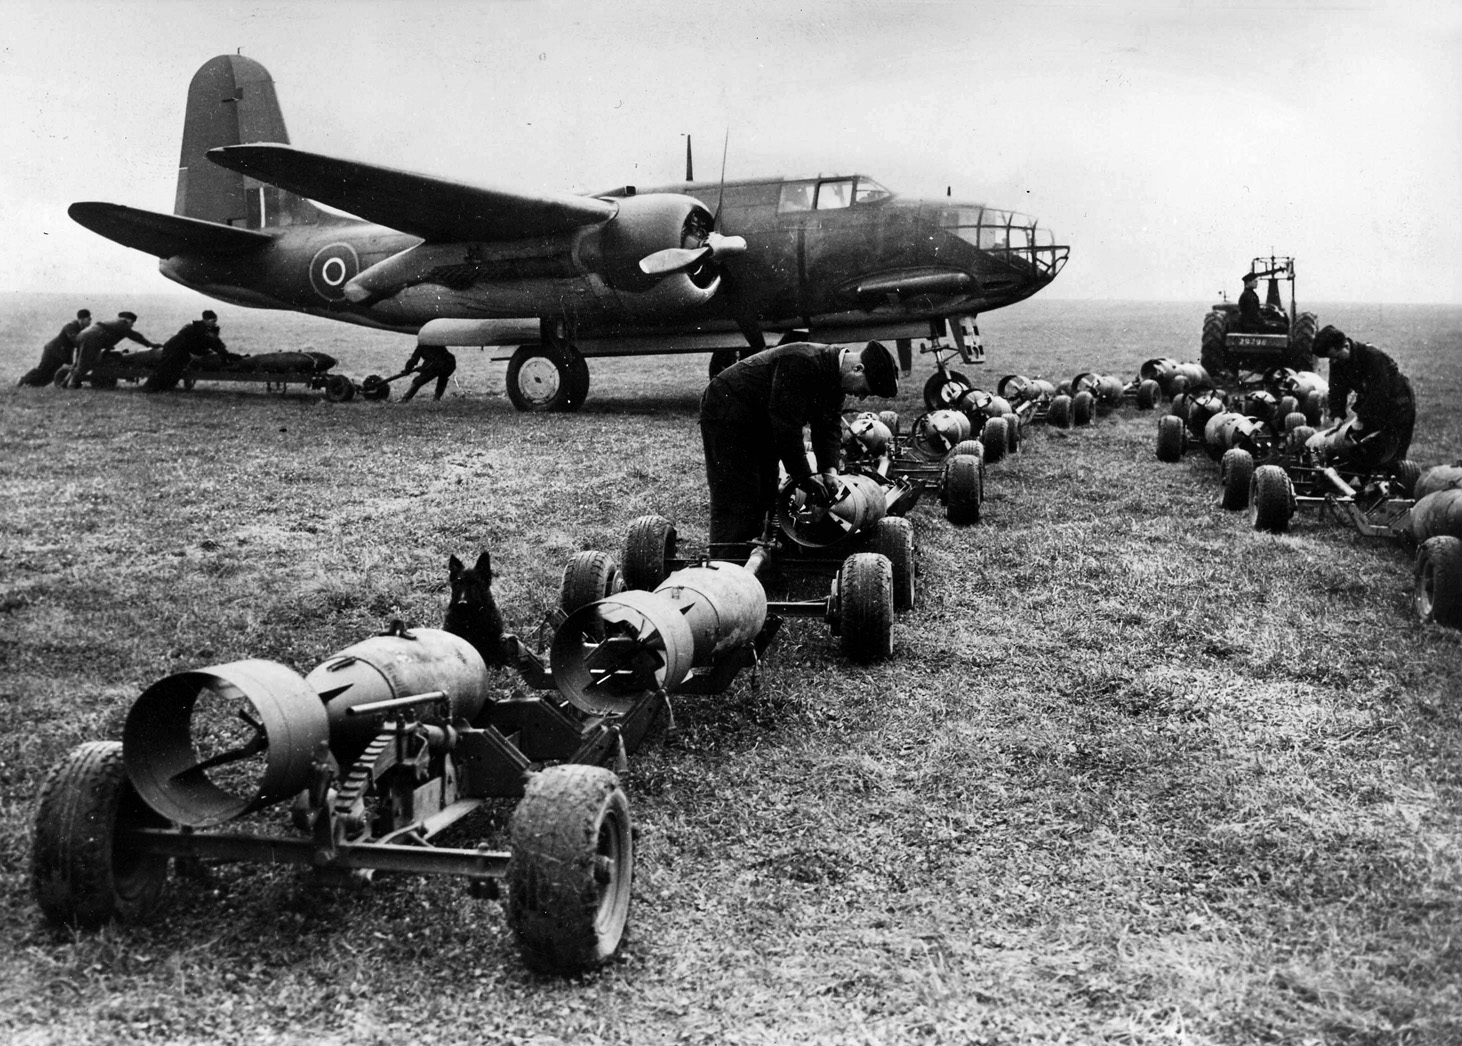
[777,176,892,212]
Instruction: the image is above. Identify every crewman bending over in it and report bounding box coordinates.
[699,340,898,547]
[66,311,161,388]
[144,310,227,392]
[17,308,90,386]
[1314,324,1416,469]
[398,343,457,401]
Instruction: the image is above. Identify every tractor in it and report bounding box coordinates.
[1201,255,1319,382]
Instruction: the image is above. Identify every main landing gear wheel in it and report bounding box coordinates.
[1251,464,1296,533]
[623,515,677,590]
[561,551,624,615]
[872,516,916,612]
[835,553,894,662]
[506,344,589,413]
[1414,536,1462,628]
[31,741,170,927]
[507,764,634,973]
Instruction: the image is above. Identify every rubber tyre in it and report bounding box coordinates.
[361,374,391,401]
[506,344,573,412]
[1048,394,1073,429]
[872,516,916,612]
[561,551,623,615]
[1288,425,1316,452]
[943,454,983,525]
[1136,379,1160,410]
[507,765,633,973]
[323,373,353,402]
[946,438,984,461]
[1201,310,1230,377]
[981,417,1007,464]
[1276,395,1300,419]
[837,553,894,662]
[1281,411,1307,433]
[1156,414,1185,463]
[623,515,677,590]
[1414,536,1462,628]
[1072,390,1096,426]
[1220,448,1254,510]
[1003,413,1020,455]
[1391,459,1422,499]
[31,741,169,927]
[1289,312,1319,372]
[52,365,73,388]
[923,369,971,411]
[1251,465,1295,533]
[563,349,591,411]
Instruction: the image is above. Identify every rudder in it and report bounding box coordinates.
[175,55,320,229]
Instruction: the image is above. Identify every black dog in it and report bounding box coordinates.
[443,552,508,668]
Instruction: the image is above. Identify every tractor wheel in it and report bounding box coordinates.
[872,517,916,612]
[622,515,677,590]
[836,553,894,662]
[981,417,1007,464]
[1136,379,1161,410]
[31,741,169,927]
[1414,536,1462,628]
[923,369,971,411]
[1201,310,1230,377]
[323,373,354,402]
[1156,414,1185,463]
[561,551,623,615]
[1289,312,1319,372]
[1302,389,1325,427]
[1048,394,1073,429]
[1283,411,1309,433]
[1391,459,1422,499]
[507,765,633,974]
[943,454,983,525]
[1251,465,1295,533]
[506,344,575,412]
[1220,448,1255,510]
[1072,390,1096,426]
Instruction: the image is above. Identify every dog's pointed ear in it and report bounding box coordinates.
[474,551,492,581]
[448,554,464,581]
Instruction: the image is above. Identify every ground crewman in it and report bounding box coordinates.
[144,311,227,392]
[1314,324,1416,468]
[398,344,457,401]
[66,311,161,388]
[17,308,91,386]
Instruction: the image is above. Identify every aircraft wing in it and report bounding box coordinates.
[69,202,273,258]
[207,143,618,242]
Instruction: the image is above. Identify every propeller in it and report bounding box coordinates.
[638,230,747,277]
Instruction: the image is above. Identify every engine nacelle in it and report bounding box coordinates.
[587,193,717,294]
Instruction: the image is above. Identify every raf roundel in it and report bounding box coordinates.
[309,243,361,301]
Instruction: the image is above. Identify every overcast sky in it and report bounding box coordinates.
[3,0,1458,304]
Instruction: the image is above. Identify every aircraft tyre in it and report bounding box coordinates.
[31,741,170,927]
[1251,465,1295,533]
[506,764,633,973]
[836,553,894,662]
[1136,379,1161,410]
[942,453,983,525]
[561,551,624,615]
[1155,414,1185,462]
[506,344,582,412]
[623,515,677,591]
[981,417,1007,464]
[1414,536,1462,628]
[1220,448,1254,510]
[871,516,916,612]
[1048,394,1073,429]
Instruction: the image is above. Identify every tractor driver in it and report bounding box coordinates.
[1237,272,1263,332]
[699,340,899,548]
[1313,324,1416,469]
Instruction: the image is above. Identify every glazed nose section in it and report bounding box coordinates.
[1032,223,1069,285]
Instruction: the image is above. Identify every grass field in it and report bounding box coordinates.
[2,292,1459,1045]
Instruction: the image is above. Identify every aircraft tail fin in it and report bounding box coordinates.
[176,54,324,228]
[70,202,272,259]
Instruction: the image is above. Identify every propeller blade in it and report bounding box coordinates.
[705,231,747,258]
[639,245,711,277]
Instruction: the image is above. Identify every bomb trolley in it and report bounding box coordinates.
[841,411,987,526]
[31,615,663,973]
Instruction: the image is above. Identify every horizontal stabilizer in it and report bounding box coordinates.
[207,143,618,243]
[69,202,272,259]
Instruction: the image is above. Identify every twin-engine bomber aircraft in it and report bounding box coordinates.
[70,54,1069,411]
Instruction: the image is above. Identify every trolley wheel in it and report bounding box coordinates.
[52,365,73,388]
[31,741,170,927]
[1155,414,1185,463]
[1135,379,1161,410]
[561,551,624,615]
[1390,459,1422,499]
[1276,395,1300,419]
[1047,394,1073,429]
[1283,411,1308,433]
[872,516,916,612]
[1072,390,1096,426]
[946,438,984,461]
[323,373,354,402]
[980,417,1007,464]
[507,765,633,973]
[942,453,983,525]
[623,515,677,590]
[1287,425,1316,452]
[1003,413,1021,455]
[835,553,894,662]
[182,375,197,391]
[1251,464,1296,533]
[923,369,971,411]
[1220,448,1254,510]
[1415,536,1462,628]
[361,374,392,401]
